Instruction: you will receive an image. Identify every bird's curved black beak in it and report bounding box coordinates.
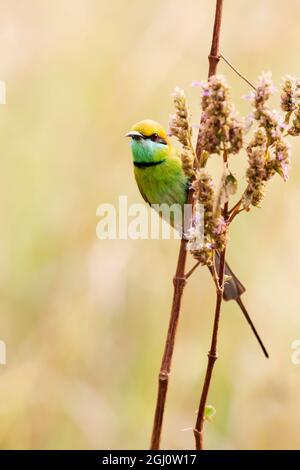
[125,131,143,139]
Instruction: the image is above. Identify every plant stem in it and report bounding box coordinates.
[150,0,224,451]
[185,260,201,279]
[208,0,223,78]
[150,237,187,450]
[220,54,256,91]
[228,199,242,216]
[193,0,225,451]
[193,246,226,450]
[227,199,245,223]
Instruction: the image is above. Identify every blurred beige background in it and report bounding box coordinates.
[0,0,300,449]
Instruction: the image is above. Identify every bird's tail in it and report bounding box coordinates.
[212,253,269,358]
[235,297,269,358]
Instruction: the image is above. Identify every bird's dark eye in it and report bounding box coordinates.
[147,133,167,145]
[150,133,159,142]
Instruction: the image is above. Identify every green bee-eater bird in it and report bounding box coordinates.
[126,119,268,358]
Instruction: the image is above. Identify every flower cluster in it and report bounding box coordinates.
[181,147,195,178]
[186,170,227,265]
[273,138,291,181]
[169,87,195,177]
[169,87,191,146]
[280,75,299,113]
[198,75,244,157]
[243,128,270,208]
[169,72,300,263]
[283,76,300,136]
[243,73,292,208]
[248,73,282,141]
[289,105,300,136]
[249,72,276,119]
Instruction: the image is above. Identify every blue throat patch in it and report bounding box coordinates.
[131,139,168,165]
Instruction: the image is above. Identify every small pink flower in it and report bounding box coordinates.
[243,92,255,101]
[277,152,284,161]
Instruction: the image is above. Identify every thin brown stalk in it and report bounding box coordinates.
[228,198,242,216]
[150,189,194,449]
[185,260,201,279]
[207,0,223,78]
[193,246,226,449]
[209,259,221,291]
[228,206,245,223]
[150,0,225,451]
[193,0,225,451]
[227,199,244,223]
[220,53,256,91]
[150,237,187,449]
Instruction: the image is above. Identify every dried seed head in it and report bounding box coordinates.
[198,75,244,156]
[188,169,228,260]
[281,75,300,113]
[212,215,227,251]
[169,87,196,176]
[251,72,276,118]
[288,104,300,136]
[169,87,192,147]
[181,148,195,178]
[188,243,214,266]
[273,138,291,182]
[243,128,269,209]
[243,72,293,209]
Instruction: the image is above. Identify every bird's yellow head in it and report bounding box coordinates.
[126,120,171,165]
